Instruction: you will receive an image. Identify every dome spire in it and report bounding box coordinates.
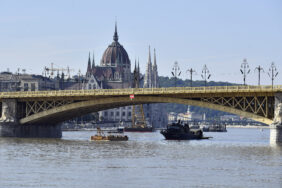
[113,21,119,42]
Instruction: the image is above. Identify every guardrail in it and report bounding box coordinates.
[0,85,282,99]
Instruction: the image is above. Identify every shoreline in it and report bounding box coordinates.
[62,125,270,131]
[226,125,269,129]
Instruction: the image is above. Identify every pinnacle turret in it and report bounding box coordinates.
[148,45,152,65]
[92,51,95,69]
[144,47,159,88]
[153,48,157,67]
[144,46,153,88]
[86,52,92,77]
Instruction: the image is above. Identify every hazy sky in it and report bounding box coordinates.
[0,0,281,85]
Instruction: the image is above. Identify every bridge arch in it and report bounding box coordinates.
[20,96,273,125]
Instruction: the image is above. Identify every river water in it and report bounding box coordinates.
[0,128,282,188]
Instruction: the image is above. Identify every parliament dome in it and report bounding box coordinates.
[100,24,131,68]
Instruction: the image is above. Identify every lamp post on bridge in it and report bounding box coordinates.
[254,65,264,86]
[201,64,211,87]
[171,61,181,87]
[240,58,250,86]
[268,62,278,89]
[186,68,196,87]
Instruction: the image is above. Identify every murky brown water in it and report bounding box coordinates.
[0,128,282,187]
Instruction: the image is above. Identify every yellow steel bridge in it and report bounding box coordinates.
[0,85,282,125]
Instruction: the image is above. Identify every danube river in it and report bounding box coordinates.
[0,128,281,188]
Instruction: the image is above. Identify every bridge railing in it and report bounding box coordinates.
[0,85,282,98]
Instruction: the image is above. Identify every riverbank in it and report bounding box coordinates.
[226,125,269,129]
[62,125,270,131]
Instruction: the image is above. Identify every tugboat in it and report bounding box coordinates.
[91,127,128,141]
[161,121,210,140]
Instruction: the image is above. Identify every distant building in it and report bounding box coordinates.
[220,115,240,121]
[143,47,167,128]
[0,72,59,92]
[169,106,204,123]
[177,113,190,121]
[168,112,177,122]
[83,23,132,123]
[0,72,20,91]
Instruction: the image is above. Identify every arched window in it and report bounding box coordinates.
[114,72,119,80]
[88,84,92,89]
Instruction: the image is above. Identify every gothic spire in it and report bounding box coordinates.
[92,51,95,69]
[153,48,157,67]
[87,52,91,71]
[134,59,137,72]
[113,21,119,42]
[148,45,152,65]
[144,46,153,88]
[86,52,91,77]
[138,58,140,74]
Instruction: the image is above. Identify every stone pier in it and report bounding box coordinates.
[0,99,62,138]
[270,93,282,144]
[270,125,282,144]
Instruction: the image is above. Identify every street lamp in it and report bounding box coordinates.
[268,62,278,89]
[186,68,196,87]
[254,65,264,86]
[240,58,250,86]
[201,64,211,87]
[171,61,181,87]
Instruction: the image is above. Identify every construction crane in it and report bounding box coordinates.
[44,63,74,79]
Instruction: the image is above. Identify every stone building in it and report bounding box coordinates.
[0,72,58,92]
[84,23,132,123]
[143,47,167,128]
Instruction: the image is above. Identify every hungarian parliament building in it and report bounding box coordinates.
[83,23,167,127]
[0,23,168,128]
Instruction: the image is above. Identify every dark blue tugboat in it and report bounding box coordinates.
[161,121,210,140]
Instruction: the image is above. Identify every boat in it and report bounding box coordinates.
[90,127,128,141]
[107,126,124,134]
[160,121,210,140]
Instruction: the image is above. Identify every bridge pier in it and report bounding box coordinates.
[0,99,62,138]
[270,93,282,144]
[270,125,282,144]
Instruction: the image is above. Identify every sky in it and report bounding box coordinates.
[0,0,281,85]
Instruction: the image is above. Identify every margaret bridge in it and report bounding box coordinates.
[0,85,282,142]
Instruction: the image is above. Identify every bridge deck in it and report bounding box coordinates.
[0,85,281,100]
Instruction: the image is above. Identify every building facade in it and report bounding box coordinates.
[0,72,59,92]
[84,23,132,123]
[143,47,167,128]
